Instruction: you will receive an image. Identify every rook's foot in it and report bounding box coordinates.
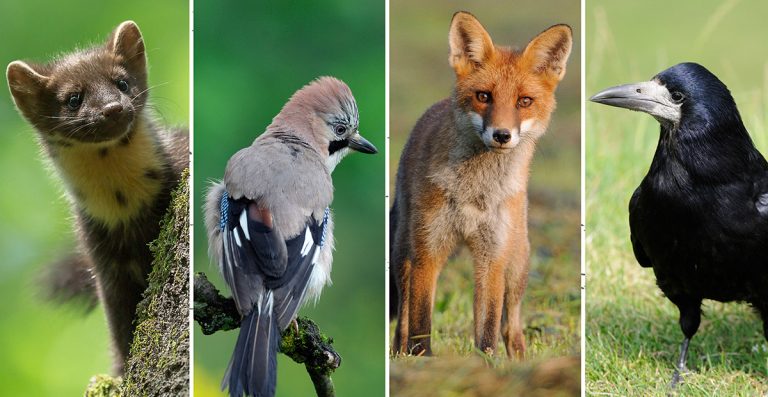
[669,365,688,389]
[670,336,691,390]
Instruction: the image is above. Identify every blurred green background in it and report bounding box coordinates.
[586,0,768,395]
[192,1,385,396]
[0,0,187,395]
[390,0,580,395]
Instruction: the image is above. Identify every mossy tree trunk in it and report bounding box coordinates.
[86,170,190,397]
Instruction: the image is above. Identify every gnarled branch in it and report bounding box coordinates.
[193,272,341,397]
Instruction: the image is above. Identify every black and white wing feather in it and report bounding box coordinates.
[218,190,328,397]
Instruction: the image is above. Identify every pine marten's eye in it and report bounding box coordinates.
[476,91,491,103]
[68,93,83,110]
[334,125,347,135]
[517,96,533,108]
[117,80,129,92]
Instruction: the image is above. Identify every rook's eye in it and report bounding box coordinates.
[117,80,129,92]
[476,91,491,103]
[68,94,82,110]
[671,91,685,103]
[517,96,533,108]
[334,125,347,135]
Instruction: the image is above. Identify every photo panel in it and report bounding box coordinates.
[0,0,189,395]
[192,1,385,396]
[389,0,581,395]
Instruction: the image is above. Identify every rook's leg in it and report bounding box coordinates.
[669,297,701,388]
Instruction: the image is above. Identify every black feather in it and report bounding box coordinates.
[328,138,348,155]
[219,193,327,397]
[612,63,768,381]
[223,298,279,397]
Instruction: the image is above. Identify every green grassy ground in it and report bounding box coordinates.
[586,1,768,395]
[389,1,581,394]
[0,1,188,394]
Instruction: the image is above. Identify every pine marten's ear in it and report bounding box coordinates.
[7,61,50,117]
[449,11,495,77]
[108,21,146,74]
[522,24,572,82]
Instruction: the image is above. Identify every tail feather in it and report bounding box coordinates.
[223,295,279,397]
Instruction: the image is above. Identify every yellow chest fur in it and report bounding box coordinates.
[53,122,165,228]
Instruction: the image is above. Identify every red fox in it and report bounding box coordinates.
[391,12,572,358]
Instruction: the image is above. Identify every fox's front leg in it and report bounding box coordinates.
[501,244,529,359]
[406,232,448,356]
[393,255,411,355]
[501,194,530,359]
[466,225,508,356]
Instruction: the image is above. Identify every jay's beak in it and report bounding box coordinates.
[348,132,378,154]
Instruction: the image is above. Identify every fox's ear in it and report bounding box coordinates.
[7,61,50,116]
[107,21,146,74]
[449,12,495,76]
[522,24,572,81]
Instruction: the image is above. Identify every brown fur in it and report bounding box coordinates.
[391,12,571,358]
[6,21,188,373]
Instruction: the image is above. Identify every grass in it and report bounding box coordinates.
[389,0,581,394]
[586,1,768,395]
[389,189,581,358]
[390,189,581,395]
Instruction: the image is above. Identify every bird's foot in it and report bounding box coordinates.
[669,364,689,390]
[324,349,341,369]
[669,336,692,390]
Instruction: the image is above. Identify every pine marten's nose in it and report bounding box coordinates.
[493,129,511,144]
[102,102,124,119]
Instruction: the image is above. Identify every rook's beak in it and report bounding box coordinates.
[348,132,378,154]
[590,80,681,124]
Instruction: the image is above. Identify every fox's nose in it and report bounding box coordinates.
[102,103,124,119]
[493,129,511,144]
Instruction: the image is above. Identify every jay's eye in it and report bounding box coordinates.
[334,125,347,135]
[68,94,83,110]
[117,80,129,92]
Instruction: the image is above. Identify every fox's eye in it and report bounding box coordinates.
[334,125,347,135]
[671,91,685,103]
[476,91,491,103]
[117,80,129,92]
[517,96,533,108]
[68,93,83,110]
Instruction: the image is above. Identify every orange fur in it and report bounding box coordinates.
[391,12,571,358]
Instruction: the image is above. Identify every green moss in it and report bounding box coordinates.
[84,375,122,397]
[279,317,339,377]
[87,170,190,396]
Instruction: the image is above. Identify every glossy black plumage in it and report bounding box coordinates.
[592,62,768,386]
